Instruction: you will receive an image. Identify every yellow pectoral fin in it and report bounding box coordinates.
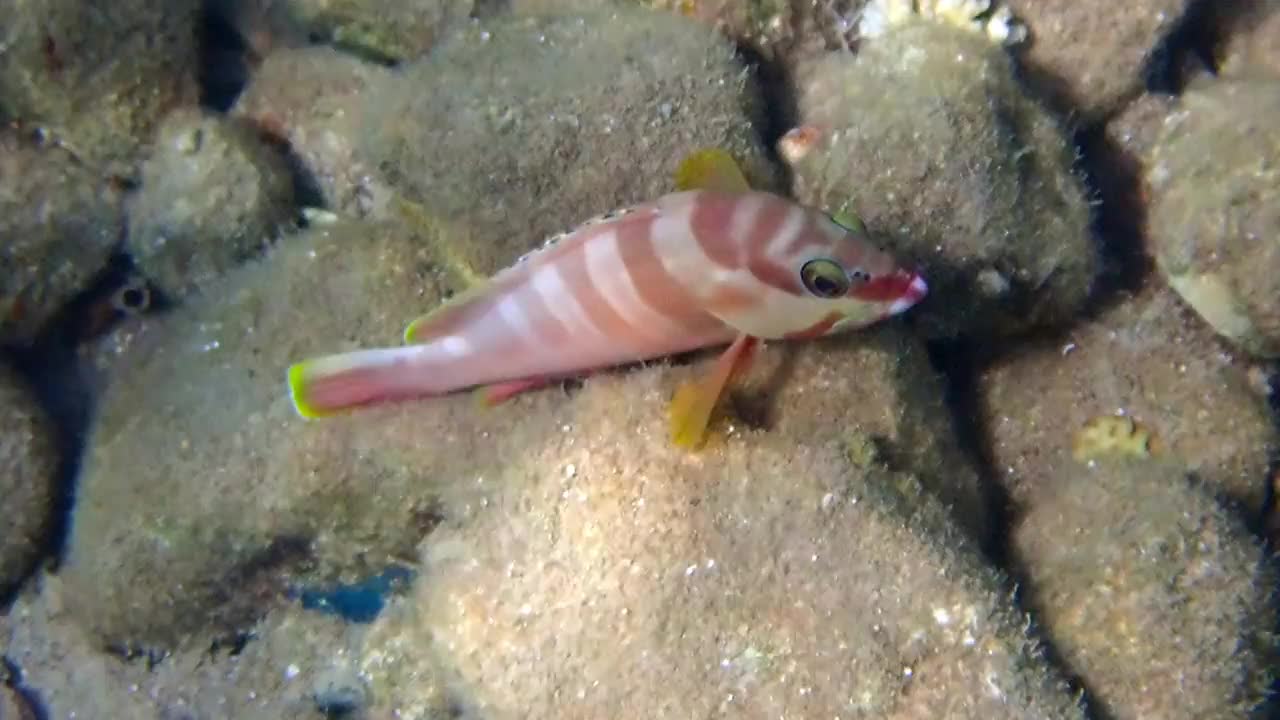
[668,334,759,450]
[674,147,753,193]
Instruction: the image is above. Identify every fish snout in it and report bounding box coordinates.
[886,272,928,316]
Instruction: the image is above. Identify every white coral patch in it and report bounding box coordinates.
[857,0,1027,46]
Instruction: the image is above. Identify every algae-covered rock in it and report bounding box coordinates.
[357,387,1081,719]
[1004,0,1193,119]
[781,3,1098,339]
[0,131,126,346]
[362,6,783,278]
[125,109,299,300]
[0,684,36,720]
[628,0,810,61]
[1092,91,1177,242]
[233,46,395,218]
[1217,0,1280,80]
[0,0,202,172]
[1146,77,1280,359]
[276,0,474,62]
[60,204,987,649]
[1,571,360,719]
[979,281,1276,518]
[60,217,456,650]
[0,364,59,595]
[1012,457,1278,718]
[59,208,988,652]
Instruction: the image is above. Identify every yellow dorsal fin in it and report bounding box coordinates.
[674,148,752,193]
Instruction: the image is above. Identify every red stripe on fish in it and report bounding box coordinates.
[850,270,922,302]
[747,255,805,296]
[555,231,660,350]
[616,210,720,336]
[745,194,794,257]
[689,192,747,270]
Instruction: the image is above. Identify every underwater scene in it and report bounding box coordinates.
[1,0,1279,718]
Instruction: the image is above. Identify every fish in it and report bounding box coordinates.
[286,148,928,449]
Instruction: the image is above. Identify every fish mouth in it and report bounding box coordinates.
[851,270,928,311]
[886,273,928,315]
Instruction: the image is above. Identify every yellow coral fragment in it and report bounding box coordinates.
[1071,415,1153,462]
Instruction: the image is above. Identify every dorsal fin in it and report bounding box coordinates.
[403,203,660,344]
[402,279,504,343]
[674,148,752,193]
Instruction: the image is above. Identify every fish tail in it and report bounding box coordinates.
[287,345,436,419]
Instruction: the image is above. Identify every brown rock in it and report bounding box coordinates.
[0,364,59,594]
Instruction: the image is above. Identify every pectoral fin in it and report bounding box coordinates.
[668,334,759,450]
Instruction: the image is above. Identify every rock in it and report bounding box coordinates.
[356,388,1081,719]
[125,108,298,300]
[626,0,814,61]
[1093,91,1178,248]
[1004,0,1194,120]
[59,207,988,649]
[63,6,833,648]
[265,0,475,62]
[1012,457,1278,718]
[978,280,1276,518]
[0,364,60,595]
[781,2,1098,339]
[0,131,126,346]
[358,6,783,280]
[60,216,452,649]
[1,572,358,719]
[1146,77,1280,358]
[0,684,37,720]
[0,0,202,173]
[1217,0,1280,81]
[233,46,395,218]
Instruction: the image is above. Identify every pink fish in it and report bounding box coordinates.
[287,150,927,448]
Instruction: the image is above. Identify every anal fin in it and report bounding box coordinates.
[474,377,555,407]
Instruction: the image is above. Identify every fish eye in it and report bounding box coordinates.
[800,258,850,299]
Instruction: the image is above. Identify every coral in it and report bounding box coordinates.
[1071,414,1153,462]
[857,0,1025,45]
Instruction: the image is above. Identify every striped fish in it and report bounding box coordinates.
[287,150,927,448]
